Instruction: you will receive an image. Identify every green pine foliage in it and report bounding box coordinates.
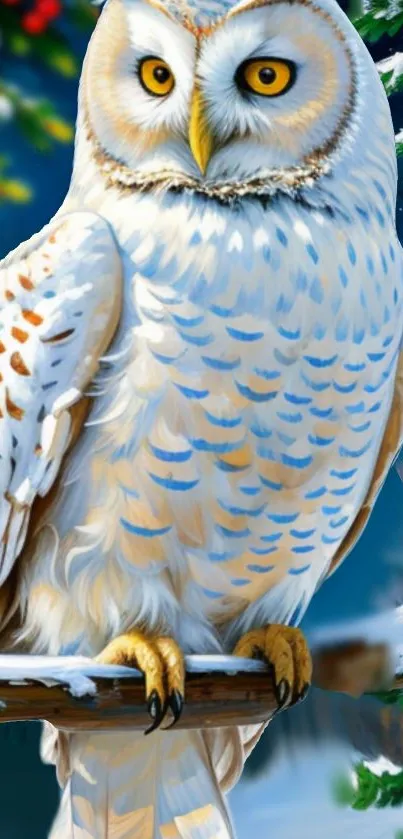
[352,0,403,157]
[354,0,403,41]
[372,687,403,707]
[333,684,403,820]
[333,686,403,817]
[335,763,403,811]
[380,67,403,97]
[376,52,403,97]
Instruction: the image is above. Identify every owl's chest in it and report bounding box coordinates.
[122,193,402,478]
[127,198,400,402]
[130,238,400,456]
[102,195,403,609]
[121,248,399,611]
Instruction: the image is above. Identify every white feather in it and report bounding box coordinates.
[0,211,122,585]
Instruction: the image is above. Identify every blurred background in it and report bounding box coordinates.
[0,0,403,836]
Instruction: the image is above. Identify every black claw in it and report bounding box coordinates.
[295,682,310,704]
[170,689,184,723]
[162,689,184,730]
[145,690,167,735]
[275,678,290,708]
[148,689,161,720]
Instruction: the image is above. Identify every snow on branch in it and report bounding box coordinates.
[376,52,403,95]
[0,654,278,731]
[0,610,400,732]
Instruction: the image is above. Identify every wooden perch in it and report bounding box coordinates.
[0,638,398,733]
[0,666,275,732]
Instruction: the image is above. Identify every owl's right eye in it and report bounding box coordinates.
[138,56,175,98]
[235,57,296,98]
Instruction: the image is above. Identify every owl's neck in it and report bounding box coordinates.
[63,111,355,233]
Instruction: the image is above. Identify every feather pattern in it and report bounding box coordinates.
[0,211,122,587]
[42,724,262,839]
[22,165,403,653]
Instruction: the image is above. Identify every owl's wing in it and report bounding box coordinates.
[323,350,403,582]
[0,210,122,586]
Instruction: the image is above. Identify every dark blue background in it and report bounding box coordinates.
[0,17,402,838]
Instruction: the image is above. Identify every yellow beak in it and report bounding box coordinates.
[188,86,214,176]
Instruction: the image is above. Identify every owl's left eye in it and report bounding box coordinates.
[138,56,175,97]
[235,57,296,98]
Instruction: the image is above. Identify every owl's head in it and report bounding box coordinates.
[77,0,391,199]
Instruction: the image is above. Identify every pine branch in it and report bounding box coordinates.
[377,53,403,95]
[355,11,403,40]
[335,761,403,811]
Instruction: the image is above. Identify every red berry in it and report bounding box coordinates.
[37,0,61,19]
[22,10,47,33]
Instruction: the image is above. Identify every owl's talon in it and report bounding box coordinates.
[147,689,163,721]
[276,678,290,707]
[162,689,184,730]
[145,690,167,734]
[296,682,310,704]
[169,688,184,723]
[96,630,185,733]
[233,624,312,711]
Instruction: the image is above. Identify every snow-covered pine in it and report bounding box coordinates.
[349,0,403,156]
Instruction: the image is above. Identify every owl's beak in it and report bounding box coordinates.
[188,86,214,176]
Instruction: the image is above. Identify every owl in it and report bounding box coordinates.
[0,0,402,835]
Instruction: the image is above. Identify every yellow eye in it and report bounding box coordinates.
[236,58,295,97]
[139,56,175,97]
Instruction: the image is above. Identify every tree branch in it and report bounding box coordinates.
[0,638,398,732]
[0,668,276,731]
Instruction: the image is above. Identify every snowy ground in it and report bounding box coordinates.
[231,747,403,839]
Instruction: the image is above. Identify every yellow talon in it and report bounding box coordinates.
[234,624,312,708]
[96,631,185,732]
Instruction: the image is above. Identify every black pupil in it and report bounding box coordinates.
[153,65,170,84]
[258,67,276,85]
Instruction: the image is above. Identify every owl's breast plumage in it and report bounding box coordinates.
[74,182,402,628]
[26,181,403,649]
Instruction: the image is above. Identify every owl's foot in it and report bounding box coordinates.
[96,631,185,734]
[234,625,312,710]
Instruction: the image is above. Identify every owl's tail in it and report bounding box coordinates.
[41,723,260,839]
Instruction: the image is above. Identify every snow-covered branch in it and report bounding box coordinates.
[0,609,399,732]
[376,52,403,96]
